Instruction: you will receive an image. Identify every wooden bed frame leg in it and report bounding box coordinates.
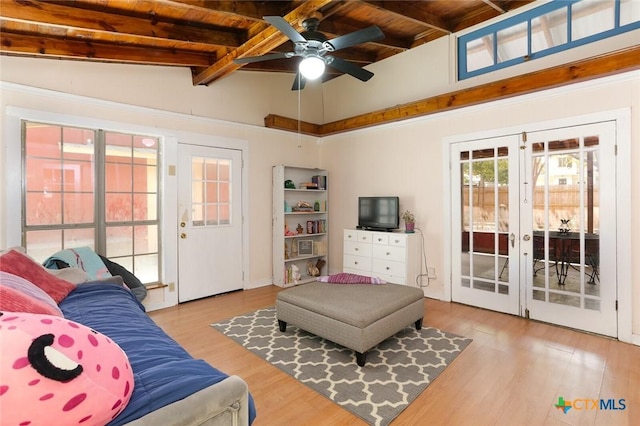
[356,352,367,367]
[415,318,423,330]
[278,319,287,332]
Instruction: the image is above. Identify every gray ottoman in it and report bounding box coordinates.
[276,283,424,366]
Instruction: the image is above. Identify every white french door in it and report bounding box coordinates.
[522,123,617,337]
[451,121,618,337]
[177,144,244,302]
[451,136,521,315]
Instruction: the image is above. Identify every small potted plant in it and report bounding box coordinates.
[401,210,415,233]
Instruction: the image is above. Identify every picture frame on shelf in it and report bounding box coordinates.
[297,239,314,256]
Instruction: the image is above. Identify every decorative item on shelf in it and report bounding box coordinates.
[296,223,304,234]
[291,264,301,284]
[284,180,296,189]
[307,260,320,277]
[301,182,319,189]
[312,175,327,190]
[284,200,292,212]
[291,239,298,257]
[292,201,314,212]
[559,218,571,235]
[284,224,296,236]
[284,242,289,260]
[314,241,327,256]
[314,200,320,211]
[298,239,314,255]
[315,258,326,274]
[402,210,416,233]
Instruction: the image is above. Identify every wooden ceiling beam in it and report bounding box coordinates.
[1,0,241,46]
[192,0,333,86]
[0,32,214,67]
[264,46,640,136]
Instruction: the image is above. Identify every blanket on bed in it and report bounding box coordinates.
[60,283,256,425]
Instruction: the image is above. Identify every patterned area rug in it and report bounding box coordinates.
[212,307,472,426]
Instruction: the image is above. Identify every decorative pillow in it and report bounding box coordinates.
[0,311,134,425]
[0,271,63,316]
[0,250,76,303]
[317,273,387,284]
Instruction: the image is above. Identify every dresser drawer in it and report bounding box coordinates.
[388,234,407,247]
[356,230,373,243]
[372,260,407,279]
[344,229,358,241]
[344,240,372,257]
[343,254,372,272]
[371,232,389,245]
[372,244,406,262]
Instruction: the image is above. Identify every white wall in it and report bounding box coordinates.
[321,23,640,123]
[319,71,640,343]
[0,78,323,310]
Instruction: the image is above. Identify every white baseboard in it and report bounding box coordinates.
[631,333,640,347]
[247,279,273,290]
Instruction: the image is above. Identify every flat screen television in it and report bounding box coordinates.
[358,196,400,231]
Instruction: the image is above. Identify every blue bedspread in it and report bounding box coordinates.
[60,283,256,425]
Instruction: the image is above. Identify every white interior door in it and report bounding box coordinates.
[451,136,521,315]
[177,144,243,302]
[522,122,617,337]
[450,121,618,337]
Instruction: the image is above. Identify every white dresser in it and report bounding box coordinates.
[343,229,421,286]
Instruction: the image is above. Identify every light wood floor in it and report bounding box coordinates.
[148,285,639,426]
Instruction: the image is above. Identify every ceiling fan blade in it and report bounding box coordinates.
[264,16,307,44]
[233,52,289,64]
[291,72,307,91]
[326,56,374,82]
[324,26,384,51]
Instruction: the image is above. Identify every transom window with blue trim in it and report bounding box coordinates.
[458,0,640,80]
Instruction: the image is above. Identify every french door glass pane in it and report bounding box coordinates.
[531,135,600,309]
[460,147,509,294]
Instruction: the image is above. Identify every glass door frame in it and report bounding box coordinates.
[442,108,632,343]
[450,135,522,316]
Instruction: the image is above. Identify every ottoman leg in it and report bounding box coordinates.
[415,318,423,330]
[356,352,367,367]
[278,319,287,332]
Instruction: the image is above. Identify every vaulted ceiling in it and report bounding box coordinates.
[0,0,535,87]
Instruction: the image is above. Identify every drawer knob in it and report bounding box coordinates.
[386,266,390,270]
[354,261,358,265]
[386,252,390,256]
[394,239,399,243]
[355,248,359,251]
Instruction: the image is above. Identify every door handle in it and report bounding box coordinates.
[523,234,531,241]
[180,221,186,228]
[180,233,187,239]
[509,233,516,248]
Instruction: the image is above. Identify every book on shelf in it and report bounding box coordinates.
[311,175,327,190]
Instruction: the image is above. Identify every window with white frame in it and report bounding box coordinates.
[458,0,640,80]
[22,121,160,284]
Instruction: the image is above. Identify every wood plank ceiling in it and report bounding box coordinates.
[1,0,535,85]
[2,1,639,135]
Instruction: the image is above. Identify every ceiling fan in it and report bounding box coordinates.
[233,16,385,90]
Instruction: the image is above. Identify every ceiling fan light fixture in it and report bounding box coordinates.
[299,56,325,80]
